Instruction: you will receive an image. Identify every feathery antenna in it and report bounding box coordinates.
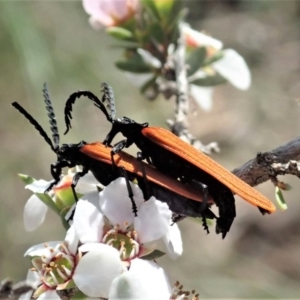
[43,83,60,148]
[64,90,111,135]
[101,82,116,120]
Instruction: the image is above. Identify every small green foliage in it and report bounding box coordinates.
[115,58,151,73]
[203,51,224,66]
[106,27,134,41]
[190,74,227,87]
[275,186,288,211]
[140,75,157,94]
[60,207,71,230]
[18,173,34,185]
[186,47,207,76]
[141,0,161,21]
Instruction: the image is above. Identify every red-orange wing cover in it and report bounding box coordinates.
[80,142,213,204]
[142,127,276,213]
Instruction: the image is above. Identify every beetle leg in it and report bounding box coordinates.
[188,180,210,234]
[71,164,89,202]
[190,180,208,211]
[136,152,152,201]
[111,139,128,153]
[171,214,185,224]
[119,167,138,217]
[202,217,209,234]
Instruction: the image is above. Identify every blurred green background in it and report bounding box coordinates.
[1,1,300,299]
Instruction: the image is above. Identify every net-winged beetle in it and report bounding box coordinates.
[63,83,276,238]
[12,84,225,234]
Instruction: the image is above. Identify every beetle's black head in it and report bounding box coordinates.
[104,116,148,146]
[57,142,85,164]
[116,117,148,137]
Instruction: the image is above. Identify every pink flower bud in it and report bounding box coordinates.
[83,0,139,29]
[182,23,223,57]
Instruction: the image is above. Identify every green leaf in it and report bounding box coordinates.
[140,75,157,94]
[154,0,174,15]
[18,173,34,185]
[190,74,227,87]
[186,47,207,76]
[60,206,72,231]
[275,187,288,211]
[115,59,151,73]
[141,249,165,260]
[141,0,161,21]
[149,22,165,44]
[203,51,224,67]
[189,217,214,227]
[106,27,134,41]
[167,8,187,43]
[35,192,61,214]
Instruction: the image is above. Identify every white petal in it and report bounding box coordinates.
[73,171,100,194]
[25,179,52,193]
[37,290,60,300]
[23,195,48,231]
[78,243,107,253]
[213,49,251,90]
[163,223,183,260]
[109,259,171,300]
[124,72,154,88]
[134,197,172,244]
[190,85,213,111]
[19,290,33,300]
[100,178,144,231]
[73,200,104,244]
[73,245,125,298]
[25,269,40,287]
[24,241,62,257]
[65,225,79,255]
[137,48,162,69]
[80,190,102,211]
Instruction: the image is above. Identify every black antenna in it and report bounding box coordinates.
[101,82,116,120]
[11,102,56,152]
[43,83,59,149]
[64,90,112,135]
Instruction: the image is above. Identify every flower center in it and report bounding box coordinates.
[102,227,140,261]
[32,243,75,288]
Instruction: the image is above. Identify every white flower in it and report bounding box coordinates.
[23,171,99,231]
[23,226,79,299]
[23,226,125,299]
[73,177,182,260]
[69,177,182,297]
[182,23,251,111]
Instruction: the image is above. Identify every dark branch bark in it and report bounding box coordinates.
[232,136,300,187]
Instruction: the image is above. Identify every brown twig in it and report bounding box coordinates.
[232,135,300,187]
